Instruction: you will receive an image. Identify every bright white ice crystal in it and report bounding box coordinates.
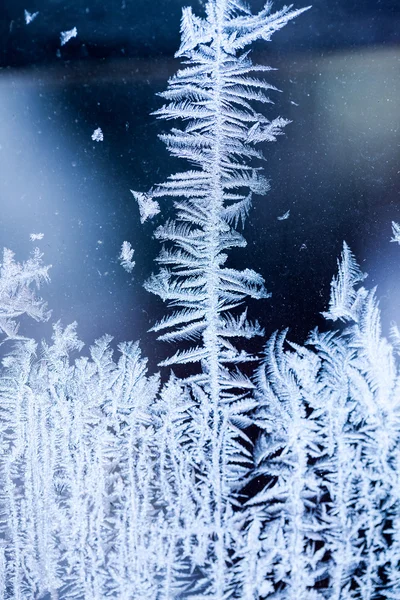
[24,10,39,24]
[91,127,104,142]
[60,27,77,46]
[119,241,135,273]
[29,233,44,241]
[2,3,398,600]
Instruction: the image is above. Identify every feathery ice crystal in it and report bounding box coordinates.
[1,2,398,599]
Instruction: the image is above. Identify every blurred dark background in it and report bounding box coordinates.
[0,0,399,369]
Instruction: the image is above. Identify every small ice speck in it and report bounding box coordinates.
[30,233,44,241]
[24,10,39,24]
[277,210,290,221]
[390,221,400,244]
[60,27,77,46]
[91,128,104,142]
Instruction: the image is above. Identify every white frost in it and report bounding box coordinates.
[30,233,44,241]
[277,209,290,221]
[119,241,135,273]
[60,27,77,46]
[130,190,160,224]
[6,4,399,600]
[390,221,400,244]
[24,10,39,24]
[91,127,104,142]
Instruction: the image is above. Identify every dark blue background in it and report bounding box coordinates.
[0,0,399,369]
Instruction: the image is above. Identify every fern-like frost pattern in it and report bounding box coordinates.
[1,2,399,599]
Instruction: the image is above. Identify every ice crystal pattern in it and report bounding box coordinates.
[391,221,400,244]
[29,233,44,241]
[119,240,135,273]
[1,2,399,600]
[60,27,77,46]
[131,2,310,594]
[91,127,104,142]
[24,10,39,25]
[130,190,161,223]
[277,209,290,220]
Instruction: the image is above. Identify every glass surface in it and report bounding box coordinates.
[0,1,399,598]
[1,0,398,361]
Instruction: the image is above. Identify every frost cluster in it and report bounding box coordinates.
[1,2,398,599]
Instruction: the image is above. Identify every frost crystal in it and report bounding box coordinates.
[322,241,367,322]
[133,1,310,596]
[119,241,135,272]
[0,247,50,339]
[3,3,398,600]
[130,190,160,223]
[277,209,290,220]
[391,220,400,244]
[29,233,44,241]
[91,127,104,142]
[60,26,77,46]
[24,9,39,25]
